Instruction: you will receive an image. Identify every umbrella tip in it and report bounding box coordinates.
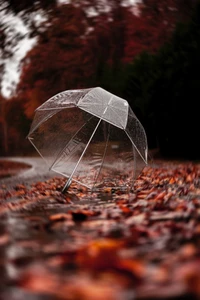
[62,178,72,193]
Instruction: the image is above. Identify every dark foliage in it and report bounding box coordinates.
[124,1,200,158]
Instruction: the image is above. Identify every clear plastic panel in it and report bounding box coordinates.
[125,107,148,164]
[28,108,62,135]
[28,107,93,167]
[38,88,92,110]
[78,87,129,129]
[78,87,111,108]
[109,95,129,113]
[103,106,127,129]
[68,121,135,190]
[78,88,109,121]
[52,115,100,179]
[66,119,110,188]
[133,149,147,179]
[109,97,129,129]
[93,122,135,190]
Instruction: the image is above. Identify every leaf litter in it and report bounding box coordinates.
[0,161,200,299]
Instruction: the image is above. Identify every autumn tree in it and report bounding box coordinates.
[124,0,196,62]
[0,0,56,92]
[0,16,8,154]
[141,0,196,22]
[5,97,31,154]
[0,0,58,154]
[75,0,136,95]
[17,0,135,118]
[2,0,197,155]
[16,3,96,119]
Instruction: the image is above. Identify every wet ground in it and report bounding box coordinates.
[0,153,188,186]
[0,156,200,299]
[0,157,59,188]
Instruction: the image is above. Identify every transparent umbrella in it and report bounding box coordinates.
[28,87,148,192]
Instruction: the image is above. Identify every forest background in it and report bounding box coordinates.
[0,0,199,159]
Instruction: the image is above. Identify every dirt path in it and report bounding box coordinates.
[0,157,60,191]
[0,153,198,188]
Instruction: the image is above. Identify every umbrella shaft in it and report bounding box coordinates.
[62,118,102,193]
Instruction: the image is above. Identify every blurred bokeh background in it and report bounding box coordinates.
[0,0,199,159]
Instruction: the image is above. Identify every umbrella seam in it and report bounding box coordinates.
[78,106,125,130]
[62,117,102,192]
[91,122,110,191]
[28,109,63,136]
[49,115,95,170]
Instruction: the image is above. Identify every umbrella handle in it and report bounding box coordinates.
[62,178,72,193]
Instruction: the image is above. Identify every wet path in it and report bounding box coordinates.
[0,157,59,188]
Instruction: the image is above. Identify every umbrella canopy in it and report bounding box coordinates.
[28,87,148,191]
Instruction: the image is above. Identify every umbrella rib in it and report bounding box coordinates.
[91,122,110,191]
[28,137,49,167]
[62,97,113,192]
[79,106,124,130]
[28,109,62,136]
[109,106,126,129]
[62,117,102,192]
[49,115,94,170]
[125,131,148,164]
